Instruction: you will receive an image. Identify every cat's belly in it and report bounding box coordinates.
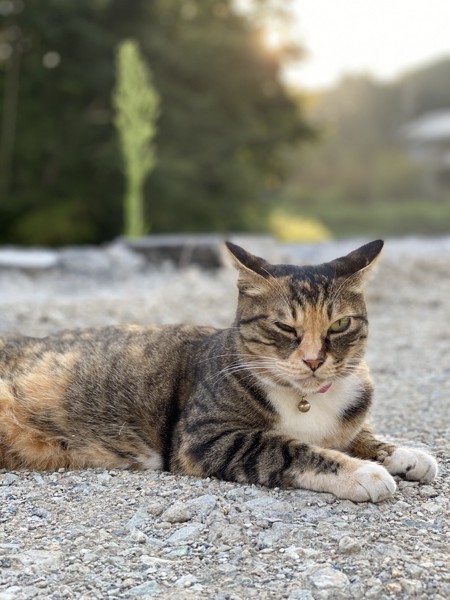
[0,376,165,471]
[268,376,365,448]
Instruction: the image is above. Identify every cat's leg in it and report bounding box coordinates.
[348,425,438,484]
[291,445,397,503]
[175,430,396,502]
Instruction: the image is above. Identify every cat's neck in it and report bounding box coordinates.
[265,369,370,445]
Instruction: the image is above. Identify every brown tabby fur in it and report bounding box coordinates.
[0,241,437,501]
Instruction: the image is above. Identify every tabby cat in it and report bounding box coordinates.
[0,240,437,502]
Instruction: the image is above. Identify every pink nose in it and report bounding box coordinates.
[303,358,324,372]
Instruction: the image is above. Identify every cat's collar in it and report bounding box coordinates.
[297,383,332,413]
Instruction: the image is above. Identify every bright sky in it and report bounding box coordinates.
[283,0,450,89]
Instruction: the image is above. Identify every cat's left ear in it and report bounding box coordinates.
[225,242,272,296]
[328,240,384,288]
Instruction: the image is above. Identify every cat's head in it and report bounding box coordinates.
[226,240,383,394]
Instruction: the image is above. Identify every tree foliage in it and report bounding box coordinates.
[0,0,312,245]
[113,39,159,238]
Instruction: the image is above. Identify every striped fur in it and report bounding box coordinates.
[0,241,437,501]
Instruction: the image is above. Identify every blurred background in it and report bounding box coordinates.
[1,0,450,247]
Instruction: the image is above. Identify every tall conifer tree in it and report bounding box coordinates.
[113,39,159,238]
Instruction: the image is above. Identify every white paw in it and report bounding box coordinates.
[345,463,397,503]
[383,448,438,483]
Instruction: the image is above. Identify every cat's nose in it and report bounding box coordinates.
[303,357,324,372]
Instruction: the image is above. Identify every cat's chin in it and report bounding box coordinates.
[290,377,333,396]
[257,372,333,395]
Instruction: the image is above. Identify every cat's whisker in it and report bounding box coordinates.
[211,361,280,379]
[196,352,268,365]
[208,359,280,386]
[209,367,270,389]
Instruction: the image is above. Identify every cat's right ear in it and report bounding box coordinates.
[328,239,384,288]
[225,242,271,297]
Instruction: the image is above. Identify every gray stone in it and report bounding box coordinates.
[175,574,198,588]
[128,581,160,597]
[145,501,165,517]
[257,522,293,549]
[406,564,424,578]
[80,549,98,563]
[105,241,146,272]
[374,543,402,557]
[58,247,113,274]
[126,234,225,269]
[338,536,362,554]
[208,521,243,546]
[421,501,442,514]
[187,494,217,519]
[97,473,112,485]
[11,550,62,568]
[0,587,23,600]
[364,579,384,599]
[128,530,148,544]
[167,546,190,557]
[167,523,205,545]
[309,566,350,590]
[31,507,50,519]
[126,507,148,531]
[245,496,294,522]
[399,578,424,595]
[0,248,58,271]
[419,485,439,498]
[3,474,19,485]
[288,590,315,600]
[161,503,192,524]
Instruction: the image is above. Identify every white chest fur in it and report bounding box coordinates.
[267,376,363,446]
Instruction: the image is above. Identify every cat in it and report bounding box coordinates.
[0,240,438,502]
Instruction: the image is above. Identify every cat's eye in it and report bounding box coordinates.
[328,317,351,334]
[274,321,297,335]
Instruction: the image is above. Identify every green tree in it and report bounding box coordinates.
[138,0,313,233]
[0,0,312,245]
[113,39,159,238]
[0,0,123,245]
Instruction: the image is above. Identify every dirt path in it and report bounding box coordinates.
[0,238,448,599]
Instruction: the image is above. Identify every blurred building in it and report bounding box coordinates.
[400,110,450,193]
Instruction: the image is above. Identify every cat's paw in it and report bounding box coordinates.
[383,448,438,483]
[343,463,397,503]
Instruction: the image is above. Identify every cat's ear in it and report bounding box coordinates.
[225,242,272,296]
[328,240,384,288]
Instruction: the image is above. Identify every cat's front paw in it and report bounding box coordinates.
[383,448,438,483]
[344,463,397,503]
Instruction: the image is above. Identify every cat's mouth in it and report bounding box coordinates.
[295,376,332,395]
[258,363,334,395]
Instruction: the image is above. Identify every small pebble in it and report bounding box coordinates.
[338,536,362,554]
[128,530,147,544]
[161,504,192,524]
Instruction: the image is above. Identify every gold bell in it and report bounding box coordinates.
[297,397,311,413]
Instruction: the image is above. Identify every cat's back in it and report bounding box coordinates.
[0,323,216,375]
[0,323,218,415]
[0,324,217,470]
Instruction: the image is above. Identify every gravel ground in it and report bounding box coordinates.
[0,237,449,600]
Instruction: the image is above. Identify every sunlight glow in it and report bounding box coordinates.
[261,25,285,52]
[281,0,450,89]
